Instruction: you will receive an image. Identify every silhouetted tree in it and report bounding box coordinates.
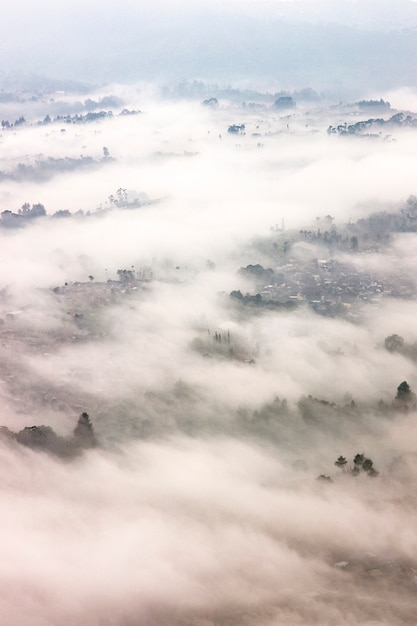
[335,456,347,470]
[396,380,411,399]
[73,412,96,448]
[394,380,417,411]
[274,96,295,109]
[385,334,404,353]
[117,268,135,282]
[227,124,245,134]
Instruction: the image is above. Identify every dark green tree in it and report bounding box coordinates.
[335,456,347,470]
[73,412,96,449]
[396,380,411,399]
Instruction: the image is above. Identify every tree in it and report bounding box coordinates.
[396,380,411,399]
[353,453,364,467]
[30,203,46,217]
[73,412,96,448]
[18,202,46,218]
[274,96,295,109]
[394,380,417,411]
[362,458,374,472]
[116,187,127,204]
[16,425,58,450]
[330,453,380,478]
[393,380,417,412]
[117,268,135,282]
[385,334,404,353]
[335,456,347,470]
[350,453,379,477]
[202,97,218,107]
[230,290,244,301]
[19,202,31,215]
[227,124,245,134]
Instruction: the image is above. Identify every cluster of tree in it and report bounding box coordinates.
[327,112,417,137]
[2,111,114,129]
[246,379,414,431]
[163,81,321,105]
[385,334,417,364]
[241,90,317,111]
[318,453,379,481]
[84,95,122,110]
[106,188,153,210]
[165,80,261,102]
[354,203,417,237]
[356,99,391,110]
[335,453,379,476]
[298,395,359,425]
[275,87,319,102]
[1,203,46,227]
[116,268,136,283]
[52,210,72,218]
[301,381,417,422]
[202,97,218,107]
[238,263,275,285]
[108,188,128,206]
[0,155,100,184]
[277,196,417,260]
[18,202,46,217]
[213,330,231,344]
[230,289,298,310]
[1,116,25,128]
[191,326,252,363]
[0,187,154,230]
[49,108,140,125]
[227,124,245,135]
[274,96,295,109]
[1,107,140,131]
[298,227,359,250]
[54,111,113,124]
[109,266,153,284]
[233,382,417,483]
[0,412,96,459]
[119,108,140,116]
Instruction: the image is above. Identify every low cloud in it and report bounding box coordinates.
[1,87,417,625]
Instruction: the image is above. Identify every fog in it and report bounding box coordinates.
[2,6,417,621]
[3,0,417,93]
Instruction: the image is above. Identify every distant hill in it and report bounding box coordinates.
[2,1,417,96]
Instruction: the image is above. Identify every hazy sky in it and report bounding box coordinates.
[2,0,417,93]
